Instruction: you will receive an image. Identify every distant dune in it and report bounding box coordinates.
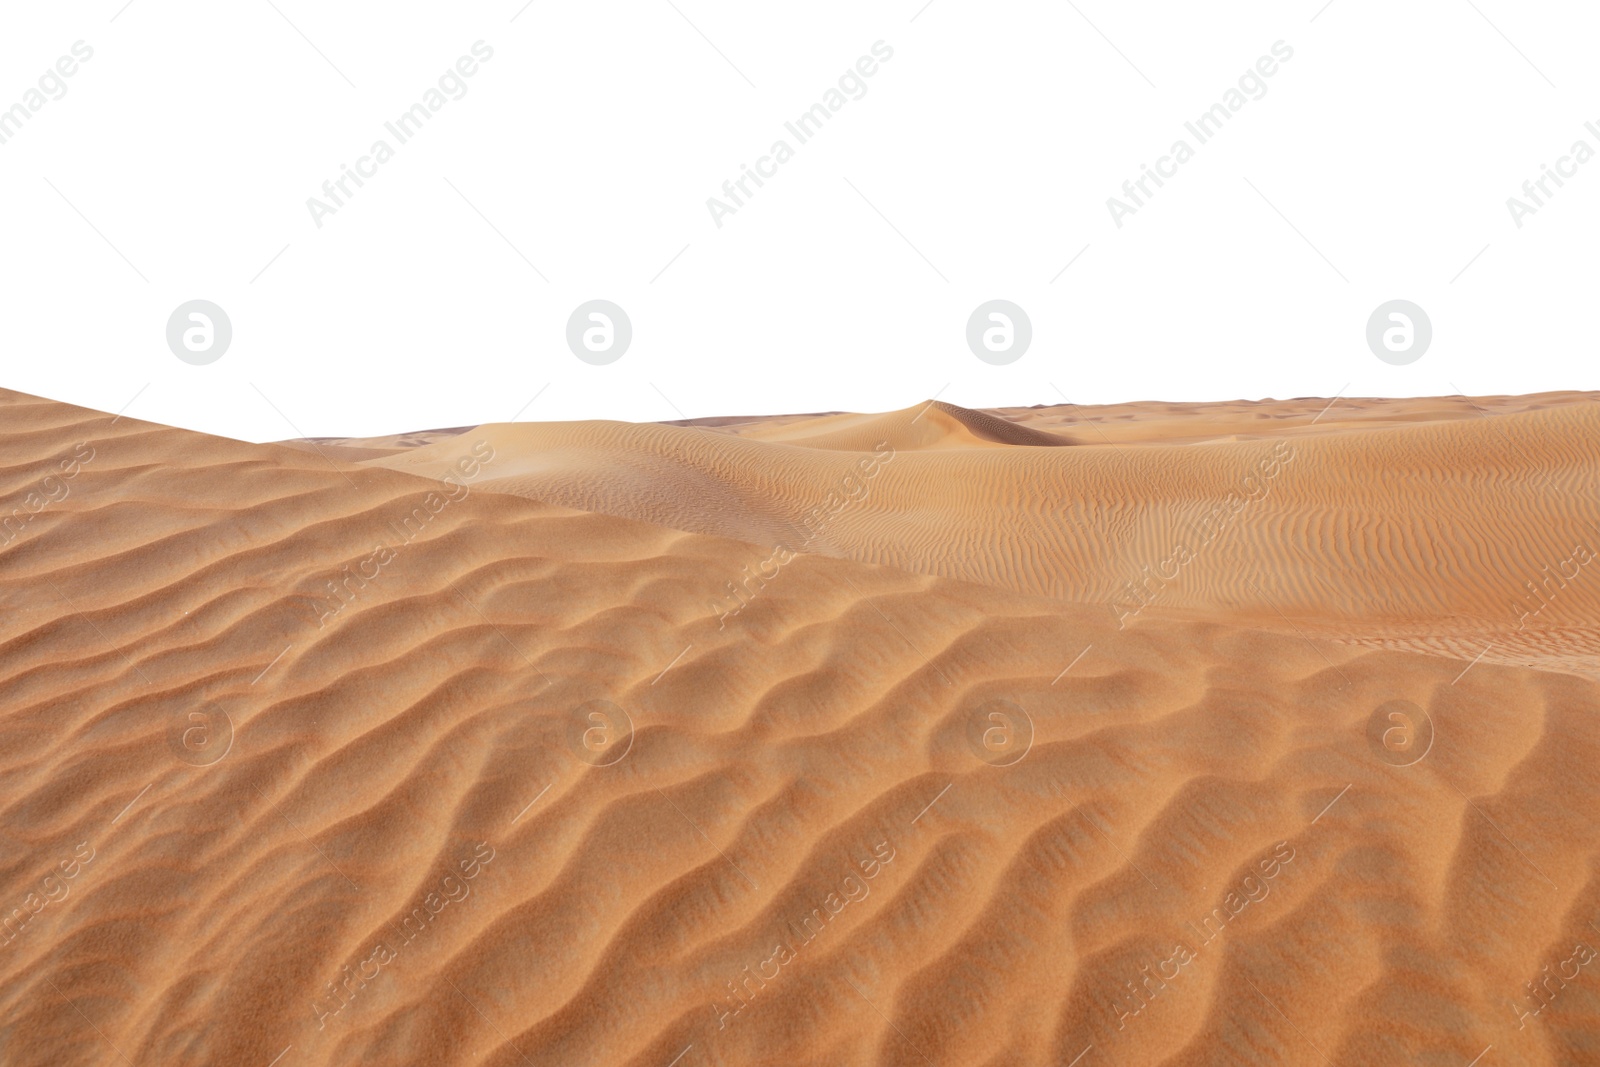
[354,392,1600,680]
[3,386,1598,1066]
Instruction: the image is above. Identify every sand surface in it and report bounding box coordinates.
[4,387,1599,1066]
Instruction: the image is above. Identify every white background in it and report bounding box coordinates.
[0,0,1595,441]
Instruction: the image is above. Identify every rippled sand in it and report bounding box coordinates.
[2,387,1597,1066]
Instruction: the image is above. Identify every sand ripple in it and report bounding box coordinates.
[1,388,1597,1065]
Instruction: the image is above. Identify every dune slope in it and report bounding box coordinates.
[2,387,1598,1067]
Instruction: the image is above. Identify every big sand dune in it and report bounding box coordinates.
[2,387,1598,1066]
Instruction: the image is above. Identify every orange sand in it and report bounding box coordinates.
[2,387,1598,1066]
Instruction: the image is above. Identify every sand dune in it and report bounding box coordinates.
[732,401,1077,450]
[3,386,1598,1066]
[358,393,1600,680]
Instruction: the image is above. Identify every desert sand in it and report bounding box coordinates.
[2,386,1598,1066]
